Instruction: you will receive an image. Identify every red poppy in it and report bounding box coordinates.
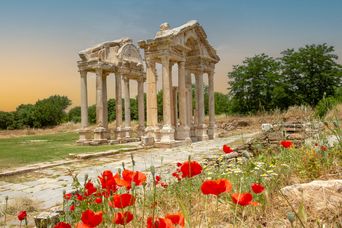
[115,169,147,189]
[98,170,117,192]
[320,145,328,151]
[17,210,27,221]
[179,161,203,178]
[172,172,181,181]
[76,193,84,201]
[109,193,135,208]
[160,182,169,188]
[147,217,174,228]
[79,209,102,227]
[85,181,97,196]
[64,193,72,200]
[113,211,134,225]
[95,197,102,204]
[69,204,75,211]
[54,222,72,228]
[223,144,234,153]
[201,179,232,196]
[251,183,265,194]
[176,162,182,167]
[280,140,293,148]
[250,201,260,206]
[231,193,253,206]
[155,175,161,184]
[165,213,185,227]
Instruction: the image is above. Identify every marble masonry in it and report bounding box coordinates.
[77,20,220,147]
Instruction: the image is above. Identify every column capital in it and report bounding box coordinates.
[161,55,170,64]
[80,70,87,77]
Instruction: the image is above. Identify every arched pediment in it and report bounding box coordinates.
[117,43,143,66]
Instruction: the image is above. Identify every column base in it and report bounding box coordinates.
[175,125,191,141]
[77,128,92,144]
[115,127,124,140]
[208,124,217,140]
[123,126,132,139]
[160,124,175,144]
[196,124,209,141]
[138,125,145,138]
[93,127,108,143]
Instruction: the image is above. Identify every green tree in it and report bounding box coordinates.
[68,106,81,123]
[0,111,15,129]
[14,104,36,128]
[227,54,282,113]
[281,43,342,106]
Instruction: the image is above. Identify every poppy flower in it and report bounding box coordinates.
[280,140,293,148]
[85,181,97,196]
[320,145,328,151]
[76,193,84,201]
[179,161,203,178]
[251,183,265,194]
[69,204,75,211]
[165,213,185,227]
[147,217,174,228]
[201,179,232,196]
[115,170,147,189]
[113,211,134,225]
[54,222,72,228]
[231,193,253,206]
[98,170,117,192]
[160,182,169,188]
[172,172,181,181]
[110,193,135,208]
[155,175,161,184]
[250,201,260,206]
[79,209,102,227]
[17,210,27,221]
[64,193,72,200]
[223,144,234,153]
[95,197,102,204]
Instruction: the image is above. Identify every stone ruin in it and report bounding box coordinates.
[76,20,220,147]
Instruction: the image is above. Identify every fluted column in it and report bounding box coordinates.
[208,71,216,139]
[195,72,208,141]
[146,60,158,129]
[94,68,107,142]
[80,71,88,128]
[102,73,108,130]
[115,73,123,140]
[169,64,175,127]
[176,61,190,140]
[123,77,131,138]
[160,56,175,143]
[137,78,145,137]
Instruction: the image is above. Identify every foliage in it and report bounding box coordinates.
[314,96,338,118]
[68,106,81,123]
[228,44,342,114]
[0,111,15,130]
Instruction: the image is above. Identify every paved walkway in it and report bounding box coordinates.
[0,132,258,211]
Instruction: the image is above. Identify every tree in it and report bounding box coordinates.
[0,111,15,129]
[68,106,81,123]
[227,54,282,113]
[281,43,342,106]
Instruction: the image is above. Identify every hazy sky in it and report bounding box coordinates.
[0,0,341,111]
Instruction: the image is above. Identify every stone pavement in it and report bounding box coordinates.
[0,132,258,211]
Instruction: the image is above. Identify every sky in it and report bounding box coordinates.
[0,0,341,111]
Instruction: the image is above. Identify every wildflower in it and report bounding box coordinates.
[64,193,72,200]
[69,204,75,211]
[85,181,97,196]
[251,183,265,194]
[223,144,234,153]
[231,193,253,206]
[179,161,202,178]
[17,210,27,221]
[54,222,72,228]
[280,140,293,148]
[113,211,134,225]
[165,213,185,227]
[250,201,260,206]
[76,193,84,201]
[201,179,232,196]
[95,197,102,204]
[320,145,328,151]
[77,209,102,228]
[172,171,181,181]
[98,170,117,193]
[160,182,168,188]
[110,193,135,209]
[147,217,174,228]
[115,169,147,189]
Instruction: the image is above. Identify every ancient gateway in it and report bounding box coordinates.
[77,20,220,147]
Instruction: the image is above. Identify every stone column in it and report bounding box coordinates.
[172,87,178,127]
[186,71,195,139]
[115,73,123,140]
[123,77,131,138]
[145,59,158,138]
[169,64,175,127]
[102,73,108,131]
[208,71,216,139]
[160,56,175,144]
[77,70,91,143]
[176,61,190,140]
[137,78,145,137]
[195,72,208,141]
[94,68,107,143]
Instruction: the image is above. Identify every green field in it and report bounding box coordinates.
[0,132,130,171]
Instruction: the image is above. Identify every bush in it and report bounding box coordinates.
[315,96,338,118]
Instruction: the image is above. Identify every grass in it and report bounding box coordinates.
[0,132,131,171]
